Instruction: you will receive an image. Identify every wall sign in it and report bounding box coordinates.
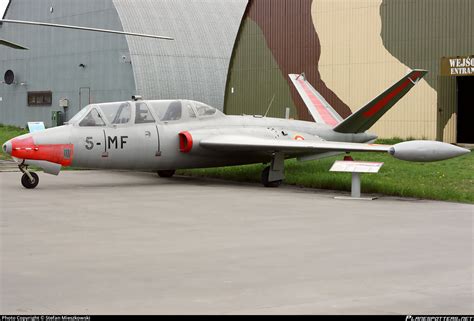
[441,55,474,76]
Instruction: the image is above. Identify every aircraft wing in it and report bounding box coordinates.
[199,135,469,162]
[200,135,390,154]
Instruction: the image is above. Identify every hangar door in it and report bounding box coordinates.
[457,76,474,143]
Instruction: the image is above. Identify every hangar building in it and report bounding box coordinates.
[0,0,247,126]
[0,0,472,143]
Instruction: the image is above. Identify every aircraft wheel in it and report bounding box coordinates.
[158,170,176,178]
[261,166,282,188]
[21,172,39,189]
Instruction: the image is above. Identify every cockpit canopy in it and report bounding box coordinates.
[68,99,223,126]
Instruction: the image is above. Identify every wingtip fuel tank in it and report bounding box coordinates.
[389,140,470,162]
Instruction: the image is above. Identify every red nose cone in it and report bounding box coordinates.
[10,135,74,166]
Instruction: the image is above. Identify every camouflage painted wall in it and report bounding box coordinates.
[225,0,351,121]
[380,0,473,142]
[226,0,473,142]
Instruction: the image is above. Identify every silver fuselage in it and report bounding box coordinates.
[4,99,468,177]
[4,100,376,172]
[67,114,375,170]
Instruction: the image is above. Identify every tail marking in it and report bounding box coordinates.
[297,78,339,126]
[363,71,422,118]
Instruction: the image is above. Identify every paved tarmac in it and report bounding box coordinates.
[0,170,472,314]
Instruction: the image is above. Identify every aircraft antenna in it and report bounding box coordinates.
[264,93,276,117]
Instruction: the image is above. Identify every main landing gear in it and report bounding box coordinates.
[261,166,282,188]
[19,164,39,189]
[261,152,285,188]
[157,170,176,178]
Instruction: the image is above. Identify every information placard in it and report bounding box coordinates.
[27,121,46,133]
[330,161,383,173]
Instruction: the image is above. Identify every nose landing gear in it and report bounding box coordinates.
[157,170,176,178]
[19,163,39,189]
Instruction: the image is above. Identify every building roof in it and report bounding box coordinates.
[113,0,248,109]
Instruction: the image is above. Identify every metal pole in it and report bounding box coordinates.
[285,108,290,119]
[351,172,361,198]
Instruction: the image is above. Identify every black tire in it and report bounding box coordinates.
[21,172,39,189]
[158,170,176,178]
[261,166,282,188]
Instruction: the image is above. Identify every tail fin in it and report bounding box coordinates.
[333,69,428,134]
[289,73,343,126]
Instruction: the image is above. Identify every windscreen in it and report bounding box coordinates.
[149,100,182,121]
[195,102,216,117]
[100,102,132,124]
[79,109,105,127]
[68,106,90,124]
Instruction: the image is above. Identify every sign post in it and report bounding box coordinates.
[330,160,384,200]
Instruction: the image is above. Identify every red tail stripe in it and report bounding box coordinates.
[297,79,338,126]
[363,72,421,118]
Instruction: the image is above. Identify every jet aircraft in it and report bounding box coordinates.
[0,20,470,189]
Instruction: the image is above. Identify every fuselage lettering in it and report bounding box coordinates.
[121,136,128,149]
[85,137,94,150]
[106,136,128,150]
[107,136,118,149]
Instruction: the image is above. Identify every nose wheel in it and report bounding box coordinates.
[21,172,39,189]
[19,164,39,189]
[157,170,176,178]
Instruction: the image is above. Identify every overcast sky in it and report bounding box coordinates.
[0,0,9,18]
